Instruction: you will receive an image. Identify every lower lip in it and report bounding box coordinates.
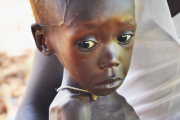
[93,80,123,89]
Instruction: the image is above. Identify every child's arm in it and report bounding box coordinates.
[16,50,63,120]
[49,96,90,120]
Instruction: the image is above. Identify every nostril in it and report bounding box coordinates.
[116,63,119,67]
[110,61,120,68]
[110,62,119,68]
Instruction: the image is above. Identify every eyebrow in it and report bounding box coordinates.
[77,24,101,34]
[71,20,136,35]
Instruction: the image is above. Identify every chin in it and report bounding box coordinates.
[88,79,123,96]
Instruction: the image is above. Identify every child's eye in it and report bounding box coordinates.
[76,36,97,52]
[117,34,133,45]
[77,41,97,49]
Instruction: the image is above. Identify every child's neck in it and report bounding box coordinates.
[60,68,99,100]
[61,68,84,90]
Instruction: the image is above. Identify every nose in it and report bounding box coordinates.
[99,44,120,69]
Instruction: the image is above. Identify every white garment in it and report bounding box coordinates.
[117,0,180,120]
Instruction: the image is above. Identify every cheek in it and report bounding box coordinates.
[60,47,99,83]
[120,39,134,73]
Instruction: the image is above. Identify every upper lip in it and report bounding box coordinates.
[94,77,122,86]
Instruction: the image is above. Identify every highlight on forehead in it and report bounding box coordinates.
[30,0,66,25]
[62,0,135,26]
[30,0,135,26]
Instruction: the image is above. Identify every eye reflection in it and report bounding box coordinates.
[117,34,133,45]
[78,41,96,49]
[76,36,97,51]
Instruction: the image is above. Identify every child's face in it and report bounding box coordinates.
[49,0,136,96]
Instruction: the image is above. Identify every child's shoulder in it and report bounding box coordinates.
[115,92,140,120]
[49,90,90,120]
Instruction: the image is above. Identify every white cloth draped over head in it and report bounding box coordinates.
[117,0,180,120]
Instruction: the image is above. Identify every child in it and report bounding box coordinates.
[30,0,139,119]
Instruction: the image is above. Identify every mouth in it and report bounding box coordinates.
[92,78,123,89]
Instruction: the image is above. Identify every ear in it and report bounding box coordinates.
[31,23,53,56]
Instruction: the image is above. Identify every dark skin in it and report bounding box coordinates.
[50,85,138,120]
[16,0,180,120]
[33,0,138,119]
[15,51,63,120]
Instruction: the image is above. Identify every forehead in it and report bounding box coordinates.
[46,0,135,26]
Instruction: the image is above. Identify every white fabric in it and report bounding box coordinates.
[117,0,180,120]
